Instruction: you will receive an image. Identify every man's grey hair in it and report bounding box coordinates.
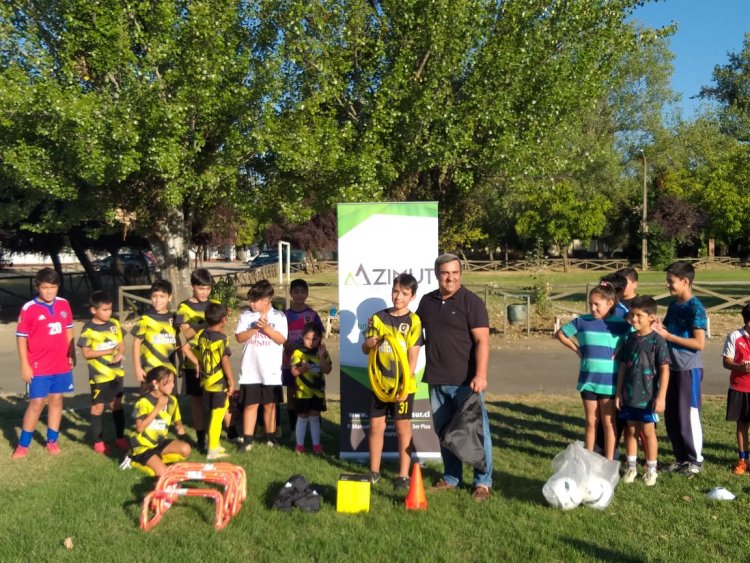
[434,253,462,273]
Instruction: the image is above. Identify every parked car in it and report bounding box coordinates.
[247,249,307,270]
[92,253,158,276]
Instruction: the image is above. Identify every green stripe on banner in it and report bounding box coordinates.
[337,202,438,238]
[340,365,430,400]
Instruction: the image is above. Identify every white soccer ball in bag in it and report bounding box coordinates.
[584,478,614,510]
[580,477,605,504]
[543,477,583,510]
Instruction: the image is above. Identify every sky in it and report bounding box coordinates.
[632,0,750,118]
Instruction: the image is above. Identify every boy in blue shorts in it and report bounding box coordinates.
[616,296,670,486]
[654,261,707,476]
[13,268,76,459]
[78,290,128,454]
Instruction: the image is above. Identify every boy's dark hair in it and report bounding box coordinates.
[34,267,60,287]
[628,295,658,316]
[289,279,309,292]
[205,302,228,325]
[190,268,214,286]
[742,304,750,324]
[393,273,418,295]
[140,366,173,395]
[248,279,274,302]
[599,273,627,298]
[89,290,113,308]
[302,321,323,339]
[150,279,173,296]
[617,266,638,283]
[666,261,695,284]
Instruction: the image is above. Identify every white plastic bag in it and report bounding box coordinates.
[542,442,620,510]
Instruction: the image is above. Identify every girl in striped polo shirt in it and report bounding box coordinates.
[556,283,632,459]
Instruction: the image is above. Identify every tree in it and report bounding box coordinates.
[252,0,665,252]
[0,1,278,299]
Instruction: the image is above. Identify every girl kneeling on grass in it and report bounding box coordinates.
[130,366,191,476]
[291,323,332,454]
[555,283,631,459]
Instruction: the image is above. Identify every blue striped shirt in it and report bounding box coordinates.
[561,314,632,395]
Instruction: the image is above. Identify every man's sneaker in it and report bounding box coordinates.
[46,441,60,455]
[394,477,410,490]
[312,444,324,455]
[643,470,658,487]
[622,467,638,484]
[429,479,458,491]
[92,441,110,455]
[295,444,306,454]
[369,471,381,485]
[206,448,230,460]
[12,445,29,459]
[733,459,747,475]
[472,485,491,502]
[664,461,687,473]
[114,438,130,452]
[681,463,702,477]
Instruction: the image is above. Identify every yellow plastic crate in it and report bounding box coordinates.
[336,474,371,513]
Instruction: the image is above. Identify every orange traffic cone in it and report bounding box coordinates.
[405,463,427,510]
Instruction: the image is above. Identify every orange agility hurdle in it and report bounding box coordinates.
[140,462,247,531]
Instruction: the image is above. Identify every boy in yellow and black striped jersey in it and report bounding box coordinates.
[131,280,198,383]
[291,322,332,454]
[176,268,218,454]
[78,290,128,455]
[362,273,423,489]
[196,302,236,460]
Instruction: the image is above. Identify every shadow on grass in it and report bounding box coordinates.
[0,392,91,449]
[491,469,547,505]
[487,400,582,458]
[560,538,646,563]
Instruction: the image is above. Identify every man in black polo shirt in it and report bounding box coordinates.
[416,253,493,501]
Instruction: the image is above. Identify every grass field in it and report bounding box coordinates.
[1,392,747,562]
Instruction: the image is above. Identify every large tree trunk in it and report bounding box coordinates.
[556,240,569,273]
[148,207,192,303]
[69,226,103,291]
[49,251,65,293]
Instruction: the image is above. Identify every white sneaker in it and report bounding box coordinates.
[643,470,658,487]
[118,455,132,470]
[622,467,638,484]
[207,448,230,460]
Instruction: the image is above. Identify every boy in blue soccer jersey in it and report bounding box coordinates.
[654,261,707,476]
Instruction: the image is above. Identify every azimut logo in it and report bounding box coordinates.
[343,264,435,287]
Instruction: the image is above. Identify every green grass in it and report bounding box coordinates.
[1,392,747,562]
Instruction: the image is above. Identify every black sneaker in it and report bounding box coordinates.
[394,477,410,490]
[681,462,702,477]
[369,471,381,484]
[664,461,687,473]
